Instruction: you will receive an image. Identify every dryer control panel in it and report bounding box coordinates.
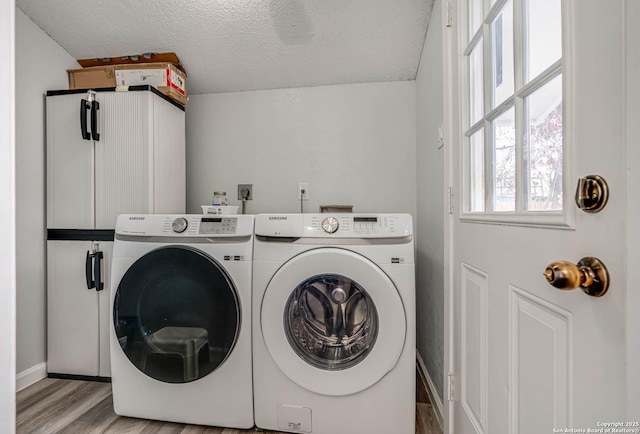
[198,217,238,235]
[115,214,253,238]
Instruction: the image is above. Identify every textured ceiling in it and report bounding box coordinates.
[16,0,433,95]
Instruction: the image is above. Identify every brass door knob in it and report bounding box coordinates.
[543,257,609,297]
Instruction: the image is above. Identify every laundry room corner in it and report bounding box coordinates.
[14,9,80,389]
[415,0,445,426]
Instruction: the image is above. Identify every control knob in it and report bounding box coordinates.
[321,217,339,234]
[172,217,188,233]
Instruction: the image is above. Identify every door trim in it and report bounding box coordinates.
[625,0,640,415]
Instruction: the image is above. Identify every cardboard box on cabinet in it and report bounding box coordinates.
[68,62,187,106]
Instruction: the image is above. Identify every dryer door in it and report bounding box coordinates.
[261,247,406,396]
[113,246,239,383]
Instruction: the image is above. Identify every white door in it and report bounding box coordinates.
[46,93,95,229]
[444,0,629,432]
[94,92,153,229]
[47,240,101,376]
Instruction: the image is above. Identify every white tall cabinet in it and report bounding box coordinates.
[46,86,185,378]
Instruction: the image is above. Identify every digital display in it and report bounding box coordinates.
[354,217,378,223]
[199,217,237,234]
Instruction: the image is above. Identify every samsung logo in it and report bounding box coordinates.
[269,216,288,220]
[129,217,145,220]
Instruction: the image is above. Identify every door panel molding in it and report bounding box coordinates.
[461,263,488,434]
[509,286,572,433]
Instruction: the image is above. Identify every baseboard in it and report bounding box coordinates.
[416,352,444,430]
[16,362,47,392]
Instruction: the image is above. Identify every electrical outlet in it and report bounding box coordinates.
[238,184,253,200]
[298,182,309,200]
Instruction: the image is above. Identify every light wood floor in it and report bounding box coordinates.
[17,373,442,434]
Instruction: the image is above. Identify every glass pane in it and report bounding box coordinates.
[469,129,485,212]
[493,108,516,211]
[284,274,378,371]
[113,246,239,383]
[526,0,562,82]
[491,0,514,108]
[526,74,563,210]
[469,40,484,125]
[469,0,483,39]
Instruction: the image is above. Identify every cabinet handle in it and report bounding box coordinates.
[91,100,100,141]
[85,250,95,289]
[80,99,91,140]
[94,251,104,291]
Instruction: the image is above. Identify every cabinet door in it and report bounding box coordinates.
[94,92,153,229]
[98,241,113,377]
[46,94,94,229]
[47,241,99,376]
[153,95,186,213]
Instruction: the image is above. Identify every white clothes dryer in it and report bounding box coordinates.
[253,213,416,434]
[110,214,253,428]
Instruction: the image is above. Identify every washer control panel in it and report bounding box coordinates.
[304,214,409,237]
[254,214,412,238]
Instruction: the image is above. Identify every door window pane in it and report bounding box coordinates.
[526,74,563,211]
[493,108,516,211]
[469,40,484,125]
[526,0,562,81]
[491,0,514,108]
[284,274,378,371]
[469,129,485,212]
[469,0,484,39]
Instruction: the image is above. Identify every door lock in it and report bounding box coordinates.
[575,175,608,213]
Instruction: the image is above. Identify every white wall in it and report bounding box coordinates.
[15,10,79,376]
[415,0,444,404]
[186,81,417,216]
[0,1,16,431]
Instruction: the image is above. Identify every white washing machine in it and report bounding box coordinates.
[253,213,416,434]
[109,214,254,428]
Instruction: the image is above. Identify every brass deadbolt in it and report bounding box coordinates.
[575,175,609,213]
[543,257,609,297]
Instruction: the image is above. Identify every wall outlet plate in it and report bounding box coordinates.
[298,182,309,200]
[238,184,253,200]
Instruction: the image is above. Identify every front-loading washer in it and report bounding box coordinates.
[253,213,415,434]
[110,214,253,428]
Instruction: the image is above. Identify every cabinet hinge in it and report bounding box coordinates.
[448,187,454,214]
[445,0,454,28]
[448,372,455,401]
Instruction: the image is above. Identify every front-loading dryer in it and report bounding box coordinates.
[253,213,415,434]
[110,214,253,428]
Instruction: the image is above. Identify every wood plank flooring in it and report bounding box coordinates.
[17,372,442,434]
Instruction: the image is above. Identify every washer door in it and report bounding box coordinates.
[114,246,239,384]
[261,248,406,396]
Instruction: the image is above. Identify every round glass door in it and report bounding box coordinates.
[261,248,406,396]
[114,246,239,383]
[284,274,378,371]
